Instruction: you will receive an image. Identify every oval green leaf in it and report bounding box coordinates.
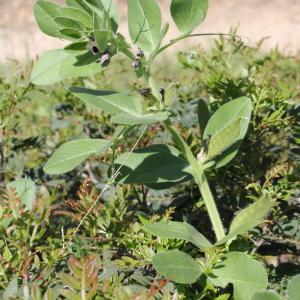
[251,291,282,300]
[111,112,170,125]
[229,195,272,234]
[145,221,211,249]
[7,179,37,211]
[54,17,84,31]
[59,7,92,28]
[152,250,202,284]
[203,97,252,168]
[84,0,119,32]
[66,0,93,14]
[69,87,142,116]
[207,117,242,159]
[114,144,190,185]
[170,0,208,34]
[94,30,109,52]
[101,0,120,32]
[128,0,162,52]
[210,252,268,300]
[44,139,111,175]
[216,195,272,245]
[59,28,82,41]
[31,49,101,85]
[288,274,300,300]
[34,0,63,37]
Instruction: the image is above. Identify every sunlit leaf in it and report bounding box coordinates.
[59,7,92,28]
[251,291,282,300]
[34,0,63,37]
[70,87,142,116]
[153,250,202,284]
[114,144,191,185]
[170,0,208,34]
[128,0,162,52]
[203,97,252,168]
[145,221,211,249]
[216,195,272,245]
[7,179,36,211]
[31,49,100,85]
[111,112,170,125]
[210,252,268,300]
[288,274,300,300]
[44,139,111,174]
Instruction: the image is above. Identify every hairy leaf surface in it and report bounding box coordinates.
[251,291,282,300]
[111,112,170,125]
[44,139,111,174]
[31,49,100,85]
[114,144,190,185]
[203,97,252,168]
[128,0,162,52]
[216,195,272,245]
[70,87,142,116]
[145,221,211,249]
[210,252,268,300]
[153,250,202,284]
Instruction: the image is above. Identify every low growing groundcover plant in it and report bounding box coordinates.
[0,0,299,299]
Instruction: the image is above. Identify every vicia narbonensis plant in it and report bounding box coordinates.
[31,1,274,299]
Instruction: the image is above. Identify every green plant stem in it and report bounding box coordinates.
[164,119,225,241]
[197,173,225,241]
[143,75,225,240]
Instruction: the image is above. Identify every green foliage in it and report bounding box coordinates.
[203,96,252,168]
[114,144,191,186]
[252,291,282,300]
[44,139,111,174]
[210,252,268,300]
[145,220,211,249]
[288,274,300,300]
[34,0,64,37]
[170,0,208,34]
[128,0,162,52]
[0,1,299,298]
[152,249,202,284]
[31,49,100,85]
[7,179,36,211]
[217,195,272,245]
[70,87,142,115]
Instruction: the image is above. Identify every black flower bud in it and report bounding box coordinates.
[100,52,111,67]
[92,46,99,55]
[160,88,165,102]
[139,87,152,97]
[136,47,144,58]
[132,59,142,69]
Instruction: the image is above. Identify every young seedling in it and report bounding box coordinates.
[31,0,274,298]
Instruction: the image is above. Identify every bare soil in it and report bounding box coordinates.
[0,0,299,62]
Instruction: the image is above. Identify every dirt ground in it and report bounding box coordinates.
[0,0,300,62]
